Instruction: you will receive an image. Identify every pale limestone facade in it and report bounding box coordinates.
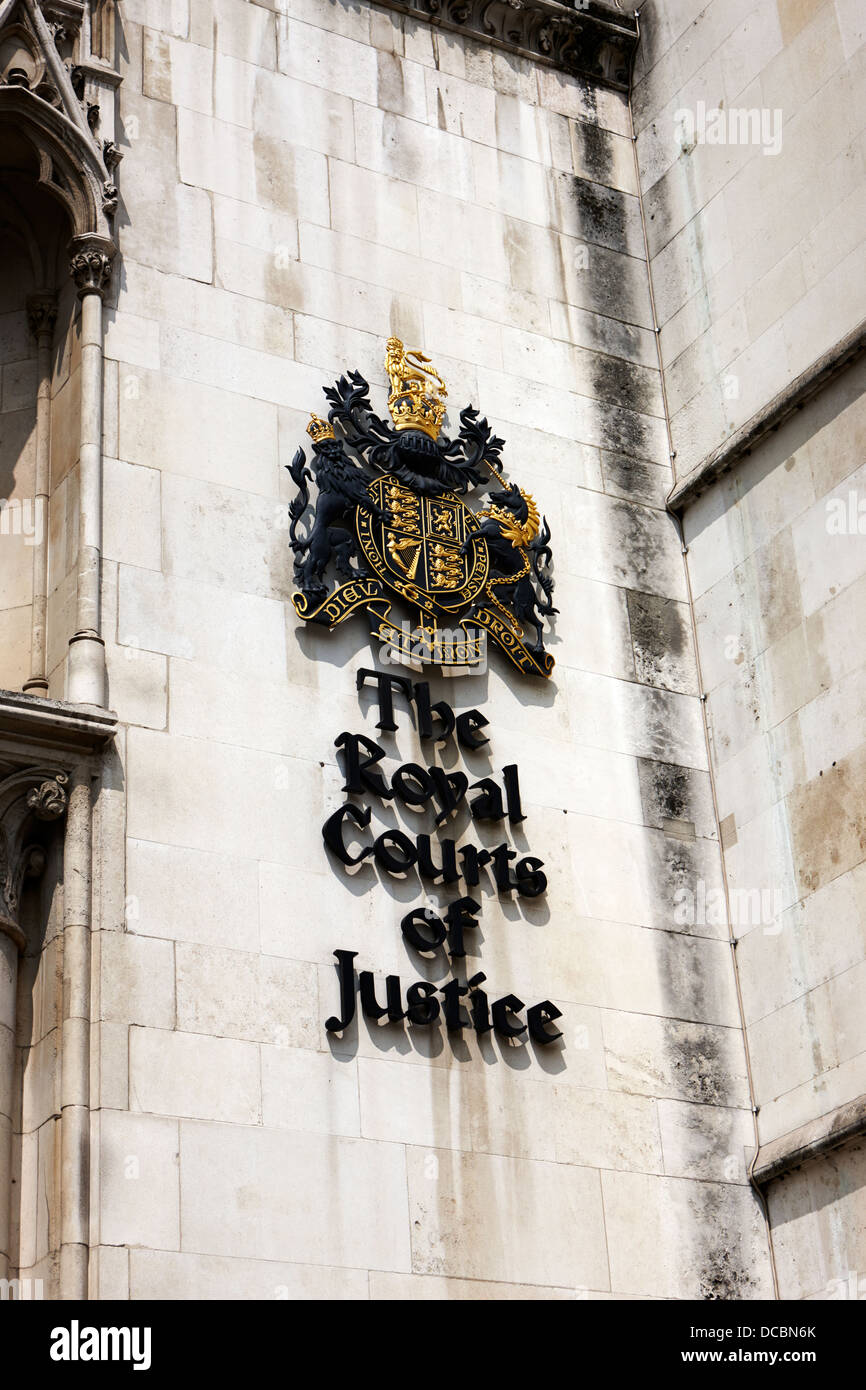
[634,0,866,1300]
[0,0,863,1301]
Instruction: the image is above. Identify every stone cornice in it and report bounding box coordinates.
[668,322,866,512]
[752,1095,866,1187]
[372,0,638,90]
[0,690,117,755]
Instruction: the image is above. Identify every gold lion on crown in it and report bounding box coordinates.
[384,336,447,441]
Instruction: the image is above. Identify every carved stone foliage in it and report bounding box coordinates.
[371,0,638,89]
[69,234,114,296]
[25,292,58,338]
[0,762,68,947]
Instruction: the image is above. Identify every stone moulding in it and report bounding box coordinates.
[0,690,117,754]
[752,1095,866,1187]
[369,0,639,90]
[668,320,866,511]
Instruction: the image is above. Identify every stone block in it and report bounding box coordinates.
[355,103,476,202]
[117,364,279,497]
[103,456,161,572]
[127,837,260,951]
[213,52,256,127]
[179,1120,411,1268]
[161,473,290,601]
[118,569,286,679]
[98,1110,180,1250]
[603,1010,751,1109]
[329,159,420,255]
[93,1245,130,1300]
[253,69,355,161]
[262,1046,360,1137]
[358,1056,473,1152]
[299,222,461,309]
[416,188,509,282]
[130,1027,262,1123]
[565,669,705,769]
[277,16,377,102]
[105,643,168,730]
[658,1098,755,1183]
[554,1086,663,1174]
[407,1146,609,1288]
[190,0,276,66]
[178,109,257,201]
[176,942,319,1047]
[143,32,213,114]
[97,930,176,1030]
[125,728,323,867]
[627,592,698,695]
[118,94,214,283]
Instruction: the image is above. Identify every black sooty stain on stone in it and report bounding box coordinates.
[589,351,658,418]
[601,452,664,508]
[587,314,650,366]
[699,1247,760,1300]
[581,244,643,331]
[666,1022,732,1106]
[653,837,698,919]
[638,758,695,828]
[601,403,651,460]
[573,119,614,186]
[658,931,709,1021]
[607,501,666,590]
[573,179,636,258]
[627,591,690,687]
[695,1188,762,1300]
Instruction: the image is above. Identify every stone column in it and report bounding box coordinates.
[0,766,68,1281]
[59,766,93,1300]
[0,926,18,1282]
[66,235,115,709]
[23,295,58,700]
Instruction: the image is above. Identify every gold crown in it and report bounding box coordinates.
[307,413,335,444]
[384,336,447,441]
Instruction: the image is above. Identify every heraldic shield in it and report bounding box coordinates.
[356,480,489,610]
[287,337,557,678]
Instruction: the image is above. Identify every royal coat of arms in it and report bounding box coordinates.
[287,337,557,678]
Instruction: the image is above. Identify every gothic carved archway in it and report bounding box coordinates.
[0,0,120,706]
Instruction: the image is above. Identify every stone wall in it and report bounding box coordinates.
[87,0,774,1298]
[681,358,866,1298]
[635,0,866,1301]
[634,0,866,481]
